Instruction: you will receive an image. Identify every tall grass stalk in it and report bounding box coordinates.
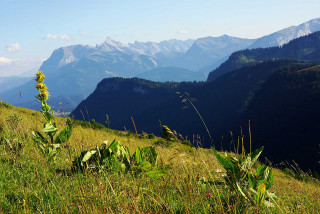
[178,92,213,144]
[249,120,252,154]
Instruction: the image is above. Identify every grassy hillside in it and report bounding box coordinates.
[0,103,319,213]
[72,60,320,172]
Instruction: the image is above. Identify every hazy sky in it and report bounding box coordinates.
[1,0,320,76]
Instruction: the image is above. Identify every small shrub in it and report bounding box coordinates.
[211,146,276,208]
[0,137,23,155]
[126,130,134,136]
[182,140,192,147]
[90,119,106,129]
[161,125,177,141]
[154,139,171,148]
[137,132,155,139]
[72,140,167,178]
[282,161,319,184]
[0,101,12,109]
[147,133,155,139]
[73,119,105,130]
[6,114,21,127]
[72,139,131,173]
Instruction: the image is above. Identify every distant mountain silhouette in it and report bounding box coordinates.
[137,67,206,82]
[248,18,320,48]
[0,76,32,93]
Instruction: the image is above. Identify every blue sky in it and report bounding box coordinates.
[1,0,320,76]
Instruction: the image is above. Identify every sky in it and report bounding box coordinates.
[1,0,320,76]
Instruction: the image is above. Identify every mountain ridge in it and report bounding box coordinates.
[71,60,320,172]
[208,30,320,81]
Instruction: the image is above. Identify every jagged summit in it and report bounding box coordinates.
[249,17,320,48]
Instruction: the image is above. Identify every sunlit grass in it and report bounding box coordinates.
[0,104,319,213]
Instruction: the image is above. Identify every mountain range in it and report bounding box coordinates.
[1,18,320,112]
[208,30,320,81]
[248,18,320,48]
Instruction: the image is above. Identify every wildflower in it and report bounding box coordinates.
[216,169,222,173]
[36,83,48,91]
[38,91,49,101]
[35,71,45,83]
[77,205,82,209]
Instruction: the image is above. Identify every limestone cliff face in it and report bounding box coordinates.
[249,18,320,49]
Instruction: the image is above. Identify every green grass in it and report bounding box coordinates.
[0,105,319,213]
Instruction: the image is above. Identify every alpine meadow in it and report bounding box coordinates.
[1,1,320,213]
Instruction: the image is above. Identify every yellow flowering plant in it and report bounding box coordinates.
[31,71,73,162]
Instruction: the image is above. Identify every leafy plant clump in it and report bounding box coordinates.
[211,146,277,208]
[182,140,192,147]
[73,119,105,130]
[6,114,21,127]
[72,139,167,178]
[154,138,172,148]
[31,71,73,162]
[0,100,12,109]
[161,125,177,141]
[0,137,23,155]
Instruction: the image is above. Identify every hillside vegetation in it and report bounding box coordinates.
[72,60,320,173]
[0,102,319,213]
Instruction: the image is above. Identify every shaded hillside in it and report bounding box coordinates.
[208,31,320,81]
[235,65,320,171]
[137,67,206,82]
[16,94,85,113]
[71,60,319,171]
[0,76,32,93]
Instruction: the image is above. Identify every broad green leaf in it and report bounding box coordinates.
[3,137,13,149]
[266,191,277,200]
[31,131,48,144]
[142,146,157,166]
[135,147,143,163]
[236,182,249,200]
[263,200,275,207]
[211,147,240,178]
[211,147,232,170]
[42,122,58,135]
[82,149,98,163]
[250,146,264,164]
[256,183,266,205]
[140,161,153,171]
[55,122,72,144]
[107,139,119,152]
[265,168,273,190]
[248,174,256,189]
[134,146,158,166]
[145,170,166,178]
[256,165,267,177]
